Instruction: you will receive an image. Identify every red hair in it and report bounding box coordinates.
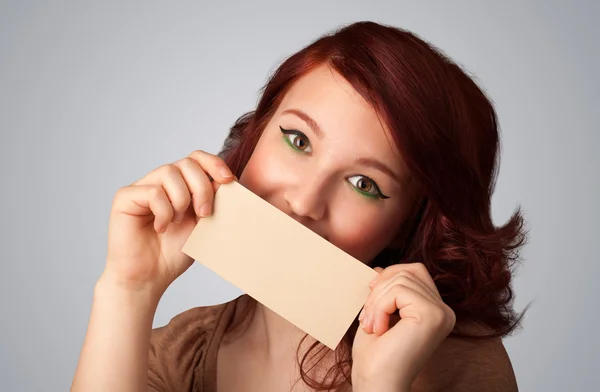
[218,21,527,390]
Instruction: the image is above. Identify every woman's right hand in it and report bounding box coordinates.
[101,150,235,294]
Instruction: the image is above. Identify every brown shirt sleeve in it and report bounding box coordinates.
[147,304,228,392]
[413,336,519,392]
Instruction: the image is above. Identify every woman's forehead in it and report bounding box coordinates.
[275,65,406,171]
[279,65,375,122]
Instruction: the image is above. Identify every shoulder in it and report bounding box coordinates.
[148,297,240,391]
[151,300,230,345]
[413,323,518,392]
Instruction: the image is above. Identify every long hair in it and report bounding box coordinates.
[217,21,527,391]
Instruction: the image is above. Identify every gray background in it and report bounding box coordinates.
[1,1,598,391]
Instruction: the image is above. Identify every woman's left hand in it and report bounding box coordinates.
[352,263,456,392]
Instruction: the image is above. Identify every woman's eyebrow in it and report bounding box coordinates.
[355,157,403,186]
[281,108,324,140]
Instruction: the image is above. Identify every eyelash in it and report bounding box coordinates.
[279,126,390,200]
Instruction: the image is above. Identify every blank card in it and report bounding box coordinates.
[181,181,378,350]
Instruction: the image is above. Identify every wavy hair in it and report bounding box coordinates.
[217,21,527,391]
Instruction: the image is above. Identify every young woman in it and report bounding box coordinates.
[72,21,526,392]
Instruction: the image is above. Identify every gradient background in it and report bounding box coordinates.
[1,1,598,391]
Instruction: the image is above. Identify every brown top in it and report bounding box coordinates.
[148,296,234,392]
[148,294,518,392]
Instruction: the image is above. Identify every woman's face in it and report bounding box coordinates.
[240,65,415,264]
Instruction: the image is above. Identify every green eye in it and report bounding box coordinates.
[348,175,389,200]
[280,126,312,153]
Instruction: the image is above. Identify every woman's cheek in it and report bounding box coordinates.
[331,208,396,263]
[240,141,291,195]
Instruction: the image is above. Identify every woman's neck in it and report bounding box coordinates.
[245,302,315,362]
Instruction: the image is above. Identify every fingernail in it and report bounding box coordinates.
[358,308,365,321]
[220,167,233,178]
[200,203,211,217]
[362,314,370,330]
[369,277,377,288]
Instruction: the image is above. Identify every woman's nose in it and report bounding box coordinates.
[283,181,327,222]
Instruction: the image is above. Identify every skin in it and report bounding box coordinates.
[70,64,456,392]
[240,65,414,263]
[219,65,455,391]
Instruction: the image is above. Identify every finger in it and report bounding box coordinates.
[374,271,438,308]
[366,270,437,318]
[370,263,440,300]
[172,157,214,217]
[115,185,174,233]
[369,284,438,336]
[151,164,192,223]
[390,270,441,305]
[361,266,386,321]
[211,178,236,194]
[364,273,432,335]
[188,150,235,184]
[368,266,384,289]
[401,263,439,297]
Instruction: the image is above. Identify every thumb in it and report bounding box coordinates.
[212,176,238,193]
